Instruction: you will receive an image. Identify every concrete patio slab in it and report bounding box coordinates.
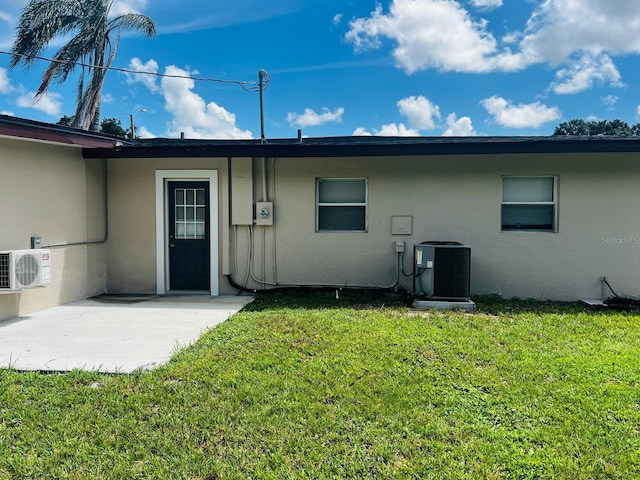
[0,295,253,373]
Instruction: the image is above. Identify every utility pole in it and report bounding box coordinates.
[259,70,267,144]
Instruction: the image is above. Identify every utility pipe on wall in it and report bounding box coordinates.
[43,159,109,248]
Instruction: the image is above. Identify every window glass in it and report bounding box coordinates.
[502,205,554,230]
[317,178,367,232]
[319,206,366,231]
[503,177,554,202]
[501,177,556,232]
[318,179,366,203]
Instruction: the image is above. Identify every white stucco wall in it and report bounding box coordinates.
[105,157,230,294]
[0,138,107,321]
[103,151,640,301]
[245,152,640,301]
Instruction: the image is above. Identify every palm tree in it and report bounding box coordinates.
[9,0,156,131]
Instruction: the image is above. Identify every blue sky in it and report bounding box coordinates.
[1,0,640,139]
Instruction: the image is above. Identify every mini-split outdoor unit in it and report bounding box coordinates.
[414,241,471,300]
[0,249,51,291]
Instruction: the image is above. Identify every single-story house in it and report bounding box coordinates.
[2,113,639,320]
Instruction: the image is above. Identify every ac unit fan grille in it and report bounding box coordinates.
[0,253,9,289]
[16,254,39,287]
[433,247,471,298]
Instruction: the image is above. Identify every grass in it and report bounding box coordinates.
[0,292,639,479]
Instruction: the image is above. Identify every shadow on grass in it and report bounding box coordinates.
[242,291,640,316]
[241,290,408,312]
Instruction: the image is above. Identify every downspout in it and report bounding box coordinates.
[43,158,109,248]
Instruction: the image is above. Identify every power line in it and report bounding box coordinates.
[0,50,268,92]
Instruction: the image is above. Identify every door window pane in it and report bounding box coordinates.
[175,187,207,239]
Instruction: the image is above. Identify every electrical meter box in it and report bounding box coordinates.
[255,202,274,226]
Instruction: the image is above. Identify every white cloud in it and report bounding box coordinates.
[286,107,345,128]
[125,60,251,138]
[0,68,14,94]
[345,0,524,74]
[111,0,148,16]
[0,10,14,23]
[377,123,421,136]
[0,7,16,49]
[352,123,420,137]
[353,127,372,136]
[601,94,618,110]
[481,96,561,129]
[345,0,640,91]
[160,65,252,139]
[1,110,14,116]
[519,0,640,65]
[136,126,156,139]
[442,113,476,136]
[16,91,63,117]
[126,57,161,93]
[550,54,623,94]
[397,95,441,130]
[333,14,342,25]
[470,0,502,10]
[354,96,471,136]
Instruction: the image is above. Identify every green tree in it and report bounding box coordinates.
[9,0,155,132]
[56,115,75,126]
[100,117,127,137]
[553,118,635,136]
[553,118,589,135]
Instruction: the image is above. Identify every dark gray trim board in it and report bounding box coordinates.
[82,135,640,159]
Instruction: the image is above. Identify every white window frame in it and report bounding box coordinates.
[316,178,368,232]
[501,175,558,232]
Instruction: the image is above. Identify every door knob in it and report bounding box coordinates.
[169,243,175,248]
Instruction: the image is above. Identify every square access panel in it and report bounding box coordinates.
[391,215,412,235]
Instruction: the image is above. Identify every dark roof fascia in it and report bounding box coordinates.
[0,114,123,149]
[82,135,640,159]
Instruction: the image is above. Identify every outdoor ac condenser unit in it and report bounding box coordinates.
[414,241,470,300]
[0,249,51,291]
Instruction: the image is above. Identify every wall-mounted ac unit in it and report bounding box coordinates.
[414,241,470,300]
[0,249,51,291]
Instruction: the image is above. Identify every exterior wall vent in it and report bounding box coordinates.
[414,241,471,300]
[0,249,51,292]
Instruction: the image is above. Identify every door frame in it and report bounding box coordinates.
[155,170,219,295]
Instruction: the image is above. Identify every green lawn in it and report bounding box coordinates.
[1,293,639,479]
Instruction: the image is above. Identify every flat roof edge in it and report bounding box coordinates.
[82,136,640,159]
[0,114,121,149]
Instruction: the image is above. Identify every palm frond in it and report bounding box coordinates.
[108,13,156,37]
[9,0,82,68]
[11,0,156,131]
